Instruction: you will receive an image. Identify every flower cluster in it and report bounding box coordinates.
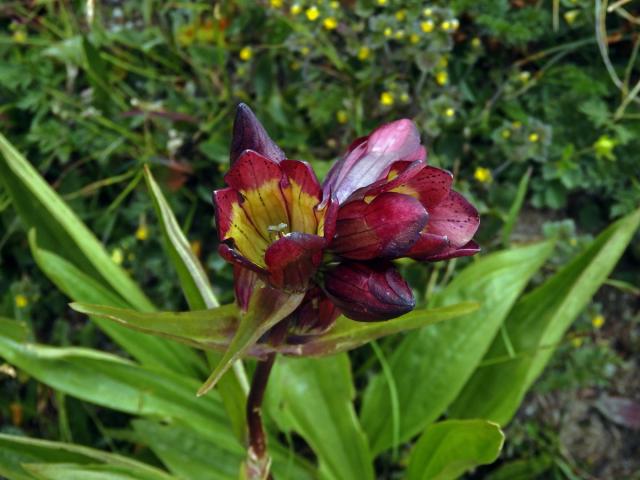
[213,104,479,332]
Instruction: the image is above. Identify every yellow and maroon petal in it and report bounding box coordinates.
[230,103,285,165]
[264,233,326,292]
[224,150,290,241]
[324,262,415,321]
[331,192,428,260]
[213,188,269,266]
[426,190,480,248]
[391,165,453,209]
[281,160,322,234]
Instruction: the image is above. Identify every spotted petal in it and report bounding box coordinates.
[426,190,480,248]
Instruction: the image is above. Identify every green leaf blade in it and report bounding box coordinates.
[405,420,504,480]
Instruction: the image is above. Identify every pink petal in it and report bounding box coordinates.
[229,103,285,165]
[264,233,326,292]
[427,190,480,248]
[331,192,428,260]
[324,262,415,321]
[323,119,426,204]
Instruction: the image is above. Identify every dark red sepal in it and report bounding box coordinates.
[264,233,326,292]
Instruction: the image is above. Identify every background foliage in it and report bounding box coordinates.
[1,0,639,479]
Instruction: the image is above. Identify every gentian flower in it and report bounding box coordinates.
[213,104,479,330]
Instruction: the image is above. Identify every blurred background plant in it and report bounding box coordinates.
[1,0,639,478]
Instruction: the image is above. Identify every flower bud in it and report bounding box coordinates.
[324,262,415,321]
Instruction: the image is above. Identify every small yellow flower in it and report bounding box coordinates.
[569,238,578,247]
[528,132,540,143]
[564,9,580,25]
[451,19,460,30]
[239,46,253,61]
[380,91,394,106]
[471,37,481,48]
[383,27,393,37]
[357,46,371,60]
[518,71,531,83]
[323,17,338,30]
[301,46,310,56]
[377,0,387,5]
[420,20,434,33]
[136,225,149,241]
[410,34,420,44]
[423,7,433,17]
[571,337,583,348]
[290,4,302,15]
[395,10,407,21]
[330,1,340,9]
[270,0,283,7]
[336,110,348,124]
[306,6,320,21]
[441,20,451,31]
[474,167,492,183]
[111,248,124,265]
[190,240,202,257]
[394,30,405,40]
[501,129,511,139]
[435,71,448,86]
[444,107,455,118]
[12,30,27,44]
[594,135,616,161]
[14,295,28,309]
[592,314,605,329]
[400,93,410,103]
[512,121,522,129]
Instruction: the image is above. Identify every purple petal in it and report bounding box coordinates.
[324,262,415,321]
[229,103,285,165]
[323,119,426,204]
[331,193,428,260]
[264,233,326,292]
[427,190,480,248]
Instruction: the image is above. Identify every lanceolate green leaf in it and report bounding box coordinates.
[0,317,29,342]
[70,302,239,351]
[0,433,174,480]
[197,284,304,396]
[449,208,640,425]
[405,420,504,480]
[23,463,173,480]
[69,302,477,357]
[278,302,478,356]
[361,241,555,455]
[143,165,219,310]
[29,231,206,378]
[143,166,249,439]
[123,419,315,480]
[0,335,232,444]
[266,355,374,480]
[0,132,152,312]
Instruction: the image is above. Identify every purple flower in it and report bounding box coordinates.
[213,104,479,327]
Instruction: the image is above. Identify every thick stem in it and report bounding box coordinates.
[246,352,276,460]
